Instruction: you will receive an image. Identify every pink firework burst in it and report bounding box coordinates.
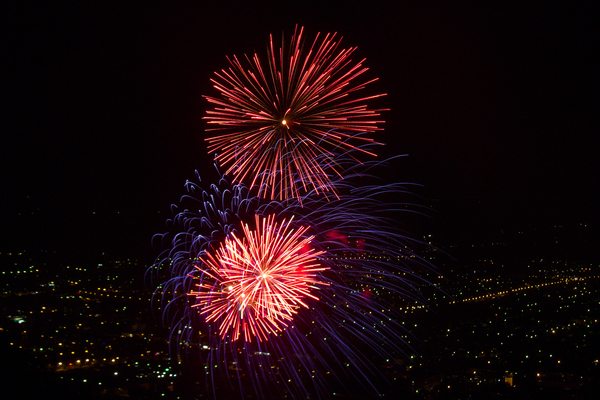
[204,25,386,201]
[190,214,327,342]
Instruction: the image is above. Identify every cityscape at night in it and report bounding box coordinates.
[2,2,598,399]
[2,224,599,398]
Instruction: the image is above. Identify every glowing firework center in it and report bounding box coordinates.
[191,214,327,342]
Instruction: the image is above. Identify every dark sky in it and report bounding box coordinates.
[2,2,598,259]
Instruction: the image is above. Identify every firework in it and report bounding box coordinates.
[191,214,327,342]
[150,163,434,398]
[204,25,386,201]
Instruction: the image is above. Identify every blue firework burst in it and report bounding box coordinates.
[148,153,436,399]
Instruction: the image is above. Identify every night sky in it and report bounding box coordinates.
[3,2,598,260]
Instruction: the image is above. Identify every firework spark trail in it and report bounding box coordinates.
[204,25,387,201]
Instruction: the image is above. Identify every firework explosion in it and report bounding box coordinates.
[204,25,386,201]
[150,163,433,398]
[192,214,327,343]
[150,26,436,399]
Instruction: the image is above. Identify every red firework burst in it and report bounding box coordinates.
[190,214,327,342]
[204,25,386,201]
